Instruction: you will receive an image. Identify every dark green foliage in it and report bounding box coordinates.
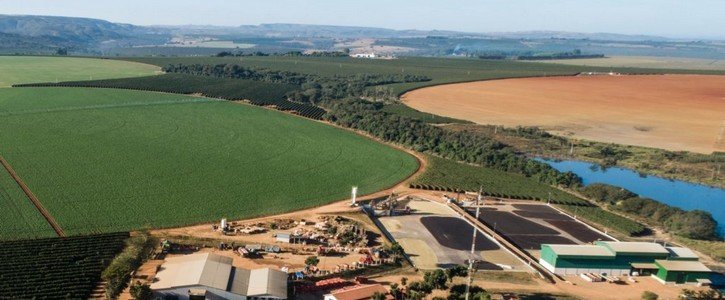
[305,256,320,266]
[102,232,157,299]
[0,232,128,299]
[582,184,719,239]
[325,98,582,188]
[641,291,659,300]
[448,284,490,300]
[12,73,330,119]
[445,265,468,282]
[162,62,430,104]
[380,103,471,124]
[407,281,433,295]
[619,197,719,239]
[423,269,448,290]
[130,282,153,300]
[580,183,637,203]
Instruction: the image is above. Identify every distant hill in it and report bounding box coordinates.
[0,14,722,57]
[0,15,168,53]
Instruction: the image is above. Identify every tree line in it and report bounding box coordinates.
[580,183,719,240]
[324,98,581,188]
[162,63,430,104]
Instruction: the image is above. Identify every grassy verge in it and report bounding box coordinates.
[674,236,725,263]
[472,271,535,284]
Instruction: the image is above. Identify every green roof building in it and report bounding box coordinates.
[654,260,712,285]
[539,242,711,285]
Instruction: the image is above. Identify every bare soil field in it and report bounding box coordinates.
[402,74,725,153]
[542,56,725,71]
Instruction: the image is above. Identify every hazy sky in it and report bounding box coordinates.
[2,0,724,39]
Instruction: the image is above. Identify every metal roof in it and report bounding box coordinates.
[246,268,289,298]
[546,244,615,257]
[596,241,669,255]
[666,247,699,260]
[655,260,711,272]
[630,263,659,269]
[150,253,232,290]
[327,284,389,300]
[151,253,288,298]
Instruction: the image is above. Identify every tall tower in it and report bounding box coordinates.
[351,186,358,206]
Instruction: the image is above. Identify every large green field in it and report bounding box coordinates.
[0,56,160,87]
[0,87,418,238]
[121,56,725,95]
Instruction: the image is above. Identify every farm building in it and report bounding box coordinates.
[276,232,306,244]
[540,242,711,284]
[653,260,712,285]
[151,253,288,299]
[323,284,390,300]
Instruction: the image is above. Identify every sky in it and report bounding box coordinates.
[1,0,724,39]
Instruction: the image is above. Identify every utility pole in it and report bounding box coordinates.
[465,190,482,300]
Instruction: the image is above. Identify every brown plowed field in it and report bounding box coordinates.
[402,75,725,153]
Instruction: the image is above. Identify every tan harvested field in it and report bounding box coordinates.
[402,74,725,153]
[542,55,725,71]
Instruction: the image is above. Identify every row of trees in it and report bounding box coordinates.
[162,63,430,104]
[580,183,719,240]
[324,98,582,188]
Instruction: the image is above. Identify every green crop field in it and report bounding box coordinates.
[412,155,585,204]
[0,164,56,240]
[0,87,418,238]
[0,56,160,87]
[121,56,725,95]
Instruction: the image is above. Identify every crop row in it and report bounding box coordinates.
[412,155,587,205]
[556,205,648,236]
[13,73,327,120]
[0,232,129,299]
[408,183,591,206]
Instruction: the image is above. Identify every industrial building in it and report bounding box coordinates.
[540,241,711,285]
[151,253,288,299]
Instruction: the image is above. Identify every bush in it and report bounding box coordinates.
[580,183,637,203]
[641,291,658,300]
[423,269,448,290]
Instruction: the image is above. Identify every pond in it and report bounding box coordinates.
[536,158,725,234]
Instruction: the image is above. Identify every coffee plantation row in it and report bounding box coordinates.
[0,232,128,299]
[13,73,327,119]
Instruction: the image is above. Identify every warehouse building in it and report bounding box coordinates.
[540,241,711,284]
[151,253,288,299]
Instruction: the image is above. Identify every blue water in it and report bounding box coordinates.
[536,158,725,234]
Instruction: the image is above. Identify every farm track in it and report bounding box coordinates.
[0,156,65,237]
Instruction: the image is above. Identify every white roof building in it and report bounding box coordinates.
[151,253,287,300]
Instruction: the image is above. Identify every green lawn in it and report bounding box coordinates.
[0,56,160,87]
[0,87,418,238]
